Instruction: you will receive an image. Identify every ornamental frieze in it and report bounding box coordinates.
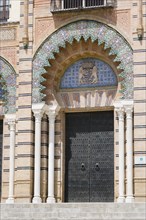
[58,89,116,109]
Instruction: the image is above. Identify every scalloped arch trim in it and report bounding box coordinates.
[32,20,133,103]
[0,56,17,113]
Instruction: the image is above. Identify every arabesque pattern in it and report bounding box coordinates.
[33,20,133,103]
[0,57,17,113]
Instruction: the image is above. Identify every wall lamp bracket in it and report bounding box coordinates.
[22,37,29,49]
[137,27,143,40]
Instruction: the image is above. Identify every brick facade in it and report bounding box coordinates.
[0,0,145,203]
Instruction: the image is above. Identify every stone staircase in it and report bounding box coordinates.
[0,203,145,220]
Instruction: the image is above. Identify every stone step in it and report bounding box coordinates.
[2,217,146,219]
[2,218,146,220]
[1,203,145,210]
[0,203,145,220]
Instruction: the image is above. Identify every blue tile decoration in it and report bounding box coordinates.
[32,20,133,103]
[0,57,17,113]
[0,85,3,99]
[60,58,117,89]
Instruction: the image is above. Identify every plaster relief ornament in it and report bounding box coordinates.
[79,62,98,85]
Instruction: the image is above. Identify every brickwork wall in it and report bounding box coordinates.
[132,0,146,202]
[0,19,19,204]
[0,0,145,202]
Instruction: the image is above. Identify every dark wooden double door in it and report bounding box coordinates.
[65,111,114,202]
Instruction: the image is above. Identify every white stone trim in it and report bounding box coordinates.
[5,114,16,204]
[115,105,125,203]
[32,102,45,203]
[45,100,60,203]
[114,100,134,203]
[124,102,134,203]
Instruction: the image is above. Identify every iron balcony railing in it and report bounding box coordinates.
[50,0,115,12]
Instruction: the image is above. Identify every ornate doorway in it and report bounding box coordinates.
[65,111,114,202]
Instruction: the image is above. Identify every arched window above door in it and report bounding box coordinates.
[60,58,117,90]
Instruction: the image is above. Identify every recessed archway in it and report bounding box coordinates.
[32,20,133,104]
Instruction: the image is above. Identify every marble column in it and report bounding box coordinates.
[61,0,64,9]
[46,102,60,203]
[125,105,134,203]
[83,0,85,7]
[5,114,16,204]
[32,103,45,203]
[117,107,125,203]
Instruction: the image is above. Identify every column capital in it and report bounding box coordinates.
[123,100,133,119]
[115,107,125,121]
[124,105,133,113]
[125,107,133,119]
[45,100,60,119]
[123,100,134,110]
[117,108,124,121]
[32,102,46,120]
[5,114,16,130]
[5,114,16,123]
[113,100,124,109]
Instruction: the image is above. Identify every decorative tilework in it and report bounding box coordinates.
[60,58,117,89]
[0,57,17,114]
[0,86,3,99]
[32,20,133,103]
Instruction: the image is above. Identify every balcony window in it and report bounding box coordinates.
[0,0,10,21]
[51,0,114,12]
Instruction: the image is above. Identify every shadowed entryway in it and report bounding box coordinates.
[65,111,114,202]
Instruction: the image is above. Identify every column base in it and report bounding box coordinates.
[47,197,56,203]
[32,196,42,204]
[117,196,125,203]
[6,198,14,204]
[125,196,135,203]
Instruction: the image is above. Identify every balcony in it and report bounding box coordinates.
[50,0,115,12]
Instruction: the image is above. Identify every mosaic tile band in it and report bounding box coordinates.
[32,20,133,103]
